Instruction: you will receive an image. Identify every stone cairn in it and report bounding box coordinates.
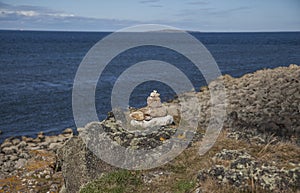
[129,90,173,128]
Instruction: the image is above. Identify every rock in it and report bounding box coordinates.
[9,155,18,161]
[165,103,180,117]
[57,136,116,193]
[37,132,45,140]
[19,152,30,159]
[62,128,73,135]
[44,136,57,144]
[59,185,67,193]
[17,141,27,149]
[198,149,300,192]
[76,127,85,134]
[148,106,167,118]
[131,115,174,128]
[129,90,173,126]
[2,146,17,154]
[130,111,144,121]
[39,141,49,149]
[15,158,27,169]
[3,161,14,172]
[147,90,162,108]
[11,138,20,145]
[1,141,12,148]
[22,136,34,143]
[48,143,63,151]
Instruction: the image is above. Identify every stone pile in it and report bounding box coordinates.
[130,90,174,128]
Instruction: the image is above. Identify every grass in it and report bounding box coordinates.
[172,179,196,193]
[80,170,142,193]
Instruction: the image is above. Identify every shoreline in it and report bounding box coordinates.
[0,64,299,192]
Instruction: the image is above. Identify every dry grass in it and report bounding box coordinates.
[0,176,24,192]
[134,130,299,193]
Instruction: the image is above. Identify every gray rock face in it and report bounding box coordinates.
[198,149,300,192]
[57,136,116,193]
[197,64,300,142]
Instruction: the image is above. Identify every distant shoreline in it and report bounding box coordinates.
[0,29,299,33]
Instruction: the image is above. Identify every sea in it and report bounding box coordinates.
[0,30,300,142]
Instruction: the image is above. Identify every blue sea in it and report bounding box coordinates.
[0,30,300,142]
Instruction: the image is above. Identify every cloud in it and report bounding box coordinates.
[139,0,163,8]
[0,2,75,19]
[0,1,140,31]
[139,0,160,4]
[210,6,251,15]
[187,1,209,5]
[174,5,251,20]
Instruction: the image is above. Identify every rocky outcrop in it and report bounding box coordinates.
[197,64,300,142]
[198,149,300,192]
[57,136,116,193]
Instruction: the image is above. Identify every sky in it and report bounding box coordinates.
[0,0,299,32]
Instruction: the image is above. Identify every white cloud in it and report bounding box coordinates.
[0,1,140,31]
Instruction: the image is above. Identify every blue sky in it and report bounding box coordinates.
[0,0,299,32]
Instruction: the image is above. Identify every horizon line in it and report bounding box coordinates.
[0,28,300,33]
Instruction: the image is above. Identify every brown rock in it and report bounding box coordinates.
[130,111,144,121]
[63,128,73,135]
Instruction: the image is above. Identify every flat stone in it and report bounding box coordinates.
[130,111,144,121]
[130,115,174,128]
[2,146,18,154]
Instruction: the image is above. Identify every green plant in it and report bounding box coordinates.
[173,179,196,193]
[80,170,142,193]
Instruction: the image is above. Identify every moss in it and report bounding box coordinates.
[80,170,142,193]
[172,179,196,193]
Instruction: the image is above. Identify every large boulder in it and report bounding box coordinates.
[58,136,116,193]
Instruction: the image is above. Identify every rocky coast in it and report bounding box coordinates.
[0,64,299,193]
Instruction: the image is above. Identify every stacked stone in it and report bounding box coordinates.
[129,90,173,128]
